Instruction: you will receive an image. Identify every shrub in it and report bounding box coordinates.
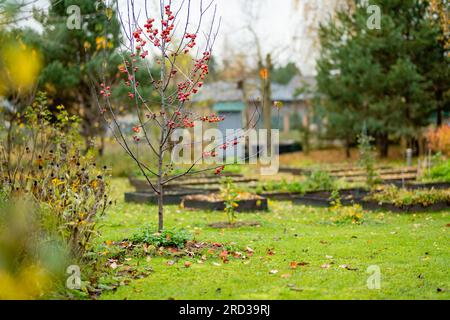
[0,93,110,259]
[427,125,450,156]
[328,189,364,224]
[305,170,335,191]
[428,160,450,182]
[255,179,306,194]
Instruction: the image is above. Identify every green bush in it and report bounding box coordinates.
[429,160,450,182]
[255,179,305,194]
[305,170,335,191]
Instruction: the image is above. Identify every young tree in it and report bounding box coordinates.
[98,0,260,232]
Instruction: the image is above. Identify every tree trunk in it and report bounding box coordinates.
[436,90,443,126]
[345,138,351,159]
[157,183,164,232]
[260,54,272,151]
[377,133,389,158]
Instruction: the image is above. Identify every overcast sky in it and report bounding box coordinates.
[20,0,342,76]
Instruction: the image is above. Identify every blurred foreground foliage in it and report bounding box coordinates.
[0,92,111,298]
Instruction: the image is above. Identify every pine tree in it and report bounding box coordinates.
[317,0,449,157]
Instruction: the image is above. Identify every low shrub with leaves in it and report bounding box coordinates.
[0,93,110,259]
[427,125,450,157]
[329,190,364,225]
[366,185,450,207]
[130,225,193,249]
[305,170,336,191]
[428,159,450,182]
[255,179,305,194]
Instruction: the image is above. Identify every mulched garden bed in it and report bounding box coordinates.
[182,193,268,212]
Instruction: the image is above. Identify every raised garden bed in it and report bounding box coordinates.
[292,188,369,207]
[125,189,212,205]
[291,185,449,213]
[330,167,417,178]
[182,193,268,212]
[259,191,304,201]
[279,165,394,176]
[394,181,450,190]
[360,200,449,213]
[129,176,255,192]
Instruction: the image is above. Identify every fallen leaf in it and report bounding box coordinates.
[290,287,302,292]
[321,263,331,269]
[269,269,279,274]
[110,262,118,269]
[184,261,192,268]
[290,261,298,269]
[281,273,291,278]
[166,260,175,266]
[339,264,358,271]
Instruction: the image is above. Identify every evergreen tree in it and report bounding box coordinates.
[317,0,449,157]
[35,0,122,153]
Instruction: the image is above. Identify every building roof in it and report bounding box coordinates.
[193,75,316,104]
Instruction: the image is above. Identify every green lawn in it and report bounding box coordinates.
[97,179,449,300]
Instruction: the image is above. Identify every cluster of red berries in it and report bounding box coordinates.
[202,150,218,158]
[215,165,225,175]
[99,83,111,97]
[200,114,225,123]
[184,33,197,54]
[176,52,210,102]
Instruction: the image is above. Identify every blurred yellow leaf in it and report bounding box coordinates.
[1,43,42,94]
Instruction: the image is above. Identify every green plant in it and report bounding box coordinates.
[330,204,365,225]
[428,160,450,182]
[357,131,378,189]
[130,225,193,249]
[328,188,364,224]
[305,170,335,191]
[220,177,239,224]
[255,179,305,194]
